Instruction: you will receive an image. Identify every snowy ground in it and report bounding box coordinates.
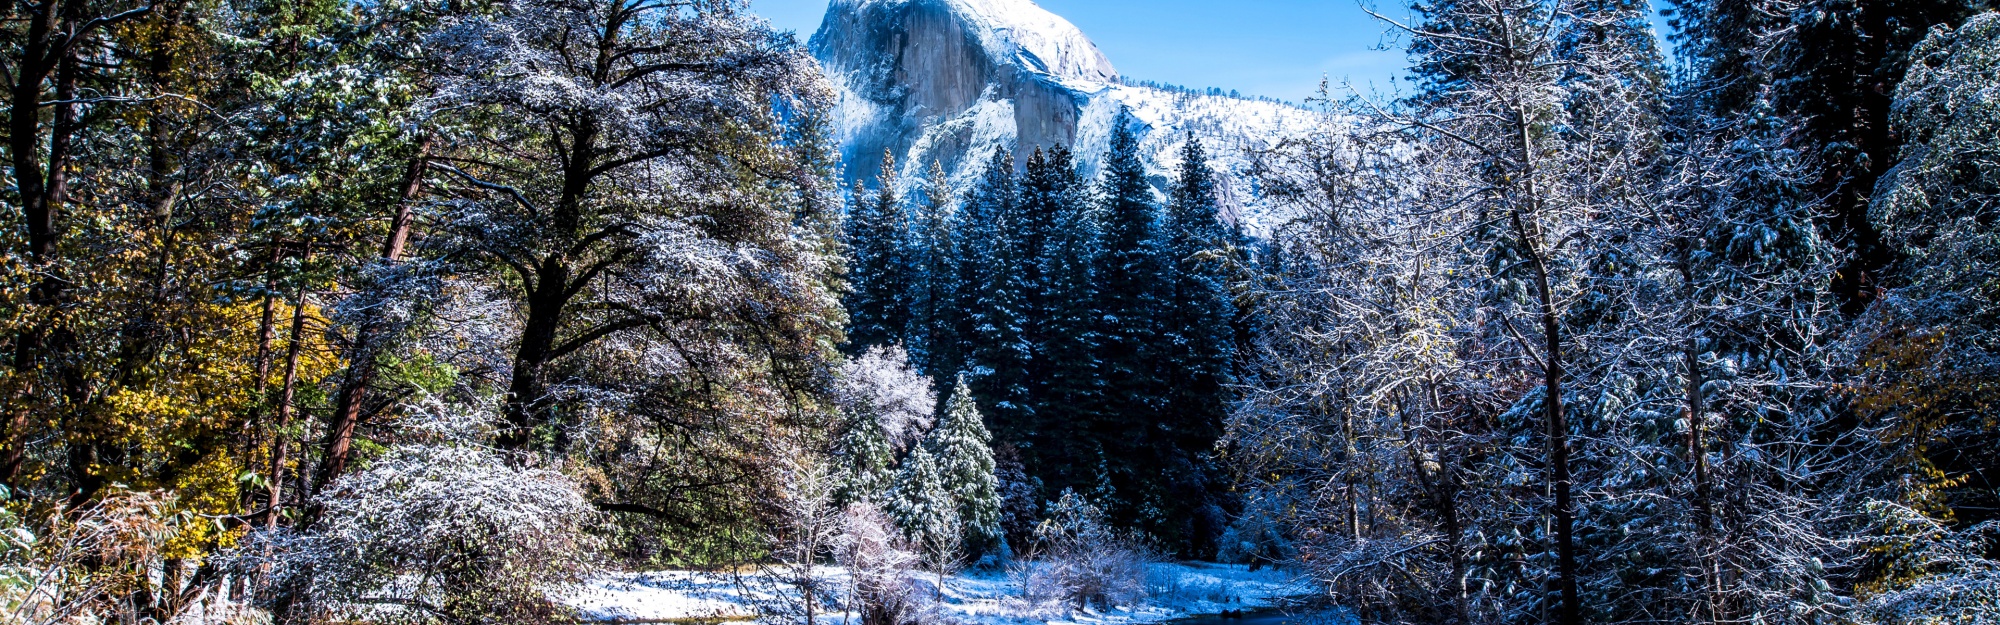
[570,562,1313,624]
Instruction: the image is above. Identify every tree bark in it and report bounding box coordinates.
[314,141,431,491]
[1,0,69,494]
[1678,251,1720,624]
[1511,107,1578,625]
[0,0,151,497]
[268,288,312,530]
[498,116,597,453]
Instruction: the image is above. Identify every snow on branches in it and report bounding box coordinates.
[249,443,599,625]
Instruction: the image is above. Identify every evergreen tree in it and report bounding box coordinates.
[958,149,1031,433]
[908,161,961,377]
[1648,93,1846,622]
[1660,0,1790,117]
[926,376,1003,556]
[1154,136,1238,554]
[1160,138,1237,428]
[843,151,912,352]
[889,440,960,563]
[1024,146,1101,490]
[1766,0,1982,311]
[833,404,897,507]
[1865,12,2000,528]
[1090,117,1171,537]
[1016,148,1065,412]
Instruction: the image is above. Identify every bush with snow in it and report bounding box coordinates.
[1860,502,2000,625]
[1021,490,1150,611]
[834,503,932,625]
[250,445,599,625]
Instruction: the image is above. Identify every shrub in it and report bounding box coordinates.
[246,445,599,625]
[1024,490,1149,611]
[834,504,928,625]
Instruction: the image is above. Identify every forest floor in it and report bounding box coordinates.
[569,562,1314,624]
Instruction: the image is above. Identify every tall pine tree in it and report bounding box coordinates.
[908,161,960,377]
[1090,117,1173,543]
[845,150,911,351]
[1023,146,1100,491]
[1155,136,1238,554]
[958,149,1032,437]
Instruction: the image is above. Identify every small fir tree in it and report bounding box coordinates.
[926,376,1003,557]
[834,406,897,507]
[887,442,962,589]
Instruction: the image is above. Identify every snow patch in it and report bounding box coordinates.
[570,563,1310,624]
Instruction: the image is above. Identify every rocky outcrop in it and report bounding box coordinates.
[811,0,1312,231]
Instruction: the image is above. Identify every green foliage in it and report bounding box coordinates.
[836,406,897,507]
[926,378,1002,556]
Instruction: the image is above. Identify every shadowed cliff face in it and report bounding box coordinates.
[811,0,1314,232]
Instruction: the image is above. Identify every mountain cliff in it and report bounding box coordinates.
[810,0,1314,231]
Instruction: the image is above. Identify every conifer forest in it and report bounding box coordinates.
[0,0,1996,624]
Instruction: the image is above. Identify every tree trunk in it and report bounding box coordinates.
[499,115,596,453]
[239,250,282,492]
[1511,107,1578,625]
[314,142,430,490]
[1,1,68,493]
[268,288,312,529]
[499,274,568,451]
[1678,252,1719,624]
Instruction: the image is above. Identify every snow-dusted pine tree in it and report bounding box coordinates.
[1028,146,1103,496]
[1155,136,1237,554]
[908,161,962,378]
[925,376,1002,557]
[959,149,1031,433]
[887,442,962,591]
[1089,117,1171,538]
[1851,17,2000,620]
[834,405,896,507]
[846,150,913,352]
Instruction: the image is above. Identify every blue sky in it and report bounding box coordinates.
[749,0,1675,104]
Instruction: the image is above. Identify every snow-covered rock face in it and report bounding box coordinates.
[811,0,1313,233]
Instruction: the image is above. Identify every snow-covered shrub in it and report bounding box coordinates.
[765,448,844,625]
[254,445,599,624]
[1859,502,2000,625]
[1216,495,1294,568]
[1145,569,1231,607]
[163,598,270,625]
[1024,490,1150,610]
[834,504,927,625]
